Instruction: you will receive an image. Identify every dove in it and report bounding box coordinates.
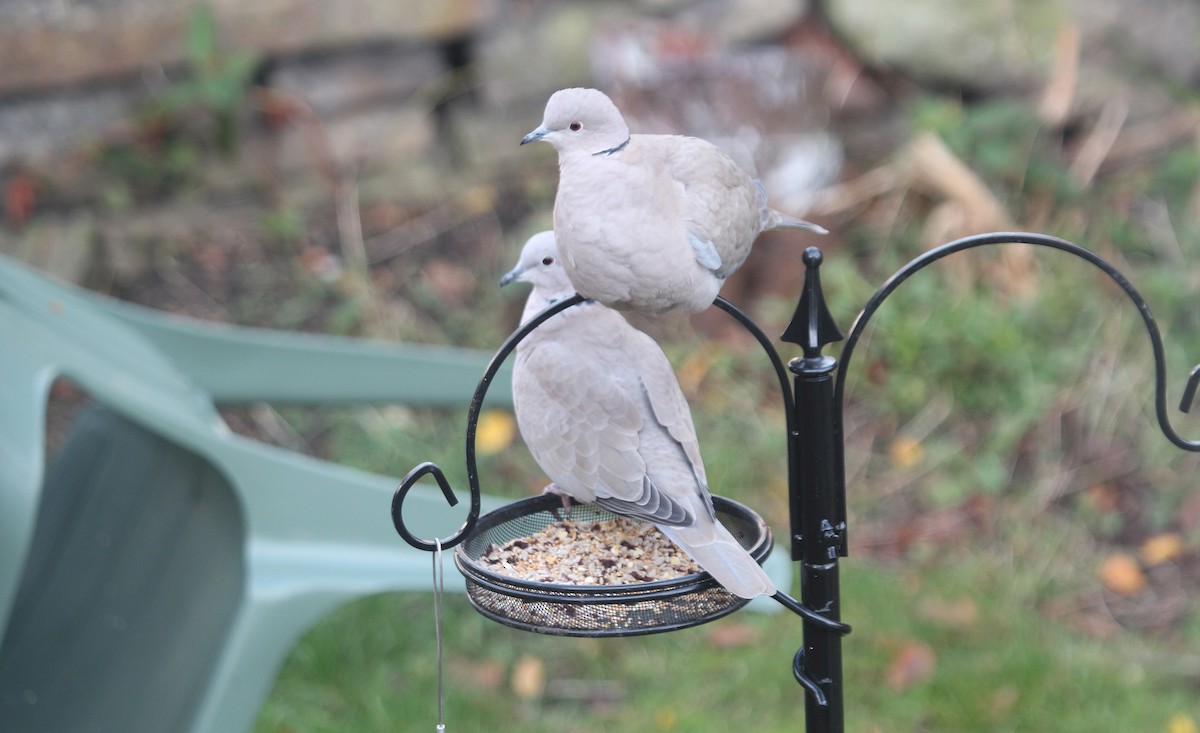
[521,87,827,314]
[501,231,776,599]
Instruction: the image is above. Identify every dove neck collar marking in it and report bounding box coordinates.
[592,137,630,157]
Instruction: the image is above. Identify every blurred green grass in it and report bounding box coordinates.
[253,545,1198,732]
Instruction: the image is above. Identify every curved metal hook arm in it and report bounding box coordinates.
[793,648,829,707]
[392,462,463,552]
[713,296,796,417]
[773,591,852,633]
[833,231,1200,452]
[391,294,589,551]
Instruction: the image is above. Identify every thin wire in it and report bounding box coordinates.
[434,538,446,732]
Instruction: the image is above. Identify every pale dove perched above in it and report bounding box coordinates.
[501,231,776,599]
[521,87,827,314]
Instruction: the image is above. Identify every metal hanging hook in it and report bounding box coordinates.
[392,462,467,552]
[793,648,829,707]
[833,231,1200,453]
[390,294,588,552]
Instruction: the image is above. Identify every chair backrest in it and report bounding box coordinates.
[0,406,244,733]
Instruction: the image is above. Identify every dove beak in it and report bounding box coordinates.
[521,126,549,145]
[499,265,525,287]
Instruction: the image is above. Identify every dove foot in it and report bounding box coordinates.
[542,483,573,518]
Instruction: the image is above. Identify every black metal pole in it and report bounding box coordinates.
[782,247,847,733]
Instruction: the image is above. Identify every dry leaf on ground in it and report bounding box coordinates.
[1140,533,1185,566]
[887,435,925,470]
[1167,712,1199,733]
[448,657,504,691]
[706,621,760,649]
[510,654,546,701]
[1099,552,1147,596]
[475,410,516,456]
[917,597,979,629]
[887,641,936,692]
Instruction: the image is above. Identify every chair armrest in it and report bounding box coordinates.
[86,295,511,407]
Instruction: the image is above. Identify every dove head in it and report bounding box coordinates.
[502,231,581,327]
[521,88,630,156]
[501,231,574,295]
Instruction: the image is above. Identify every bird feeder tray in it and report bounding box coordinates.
[453,494,773,637]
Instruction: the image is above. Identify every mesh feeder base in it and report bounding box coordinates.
[453,495,772,637]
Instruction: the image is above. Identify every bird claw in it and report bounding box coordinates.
[542,483,573,519]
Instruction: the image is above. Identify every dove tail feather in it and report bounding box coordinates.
[660,523,776,599]
[754,179,829,235]
[767,210,829,235]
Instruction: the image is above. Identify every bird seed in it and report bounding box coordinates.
[480,516,701,585]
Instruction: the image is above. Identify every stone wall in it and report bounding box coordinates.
[0,0,834,204]
[2,0,1195,286]
[0,0,840,285]
[3,0,1194,170]
[0,0,495,164]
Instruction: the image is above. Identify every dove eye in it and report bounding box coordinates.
[568,122,582,132]
[541,256,555,266]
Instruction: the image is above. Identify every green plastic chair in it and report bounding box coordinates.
[0,252,508,733]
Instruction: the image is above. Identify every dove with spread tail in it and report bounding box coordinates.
[502,231,776,599]
[521,87,826,314]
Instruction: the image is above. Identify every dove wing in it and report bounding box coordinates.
[661,136,760,278]
[630,330,708,488]
[594,329,706,526]
[514,341,693,525]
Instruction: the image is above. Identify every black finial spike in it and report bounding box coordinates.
[782,247,844,357]
[1183,364,1200,414]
